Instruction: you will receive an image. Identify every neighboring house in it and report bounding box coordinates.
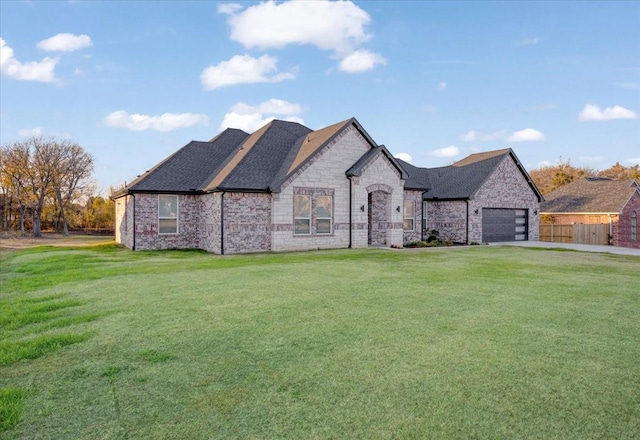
[113,118,542,254]
[399,149,543,244]
[541,177,640,249]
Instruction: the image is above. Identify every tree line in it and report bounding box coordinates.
[1,136,115,236]
[529,159,640,195]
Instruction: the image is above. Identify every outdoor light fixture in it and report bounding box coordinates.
[396,206,401,212]
[534,210,538,215]
[474,209,479,214]
[360,205,365,211]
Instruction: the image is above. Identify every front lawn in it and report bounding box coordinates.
[1,245,638,439]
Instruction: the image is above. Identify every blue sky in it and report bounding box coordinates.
[1,0,639,193]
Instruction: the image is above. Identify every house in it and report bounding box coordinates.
[399,149,543,244]
[540,177,640,249]
[113,118,542,254]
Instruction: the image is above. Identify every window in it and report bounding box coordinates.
[403,200,415,231]
[316,195,332,234]
[294,195,311,235]
[632,211,637,242]
[158,195,178,234]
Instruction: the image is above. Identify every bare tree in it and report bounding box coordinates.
[1,137,95,237]
[52,142,94,235]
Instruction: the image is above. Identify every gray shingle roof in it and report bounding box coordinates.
[413,149,542,201]
[394,159,431,191]
[423,154,506,200]
[219,120,312,190]
[541,177,639,213]
[125,128,249,193]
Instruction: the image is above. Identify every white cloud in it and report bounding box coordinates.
[200,54,297,90]
[103,110,208,132]
[225,0,371,54]
[18,127,42,137]
[438,81,447,90]
[394,152,413,163]
[578,104,637,121]
[515,37,541,46]
[460,129,505,142]
[37,33,92,52]
[429,145,460,158]
[338,49,386,73]
[507,128,546,142]
[0,37,59,82]
[221,0,383,73]
[219,99,304,133]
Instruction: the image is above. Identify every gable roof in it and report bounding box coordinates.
[541,177,639,213]
[205,120,312,191]
[411,148,542,201]
[116,117,384,196]
[121,128,250,193]
[346,145,409,181]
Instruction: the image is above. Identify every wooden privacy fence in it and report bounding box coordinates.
[539,224,609,245]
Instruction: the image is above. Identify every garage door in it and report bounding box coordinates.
[482,209,528,242]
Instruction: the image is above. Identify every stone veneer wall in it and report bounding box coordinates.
[470,156,540,242]
[354,161,405,248]
[223,192,272,254]
[619,191,640,249]
[403,190,424,244]
[114,195,134,249]
[132,193,201,250]
[271,125,405,251]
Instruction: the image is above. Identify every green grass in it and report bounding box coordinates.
[0,244,638,439]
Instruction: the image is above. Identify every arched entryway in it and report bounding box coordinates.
[367,185,392,246]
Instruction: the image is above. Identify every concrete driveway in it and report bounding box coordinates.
[490,241,640,256]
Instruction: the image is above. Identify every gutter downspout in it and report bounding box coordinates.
[348,177,353,248]
[465,200,469,245]
[220,191,226,255]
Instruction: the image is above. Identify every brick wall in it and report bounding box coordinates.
[223,192,272,254]
[617,190,640,249]
[471,156,540,242]
[403,190,424,244]
[425,156,541,243]
[133,193,201,250]
[199,193,221,253]
[426,200,467,243]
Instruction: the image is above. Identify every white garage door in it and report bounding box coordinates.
[482,209,528,242]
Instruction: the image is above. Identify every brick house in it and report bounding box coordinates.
[400,149,542,244]
[113,118,542,254]
[541,177,640,249]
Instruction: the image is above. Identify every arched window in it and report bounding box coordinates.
[632,211,637,242]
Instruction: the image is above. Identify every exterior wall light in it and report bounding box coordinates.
[474,209,479,214]
[360,205,365,211]
[396,206,401,212]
